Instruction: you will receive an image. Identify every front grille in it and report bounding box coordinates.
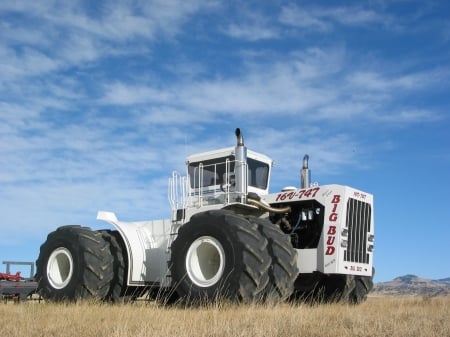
[344,198,372,264]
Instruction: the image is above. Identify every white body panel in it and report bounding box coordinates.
[296,249,318,273]
[263,184,374,277]
[97,211,173,287]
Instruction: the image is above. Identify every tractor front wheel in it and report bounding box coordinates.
[292,271,373,304]
[349,270,374,304]
[170,210,271,304]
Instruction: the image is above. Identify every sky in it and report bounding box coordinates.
[0,0,449,282]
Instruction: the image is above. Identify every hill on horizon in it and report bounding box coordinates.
[372,274,450,297]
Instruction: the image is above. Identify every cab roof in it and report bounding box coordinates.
[186,146,273,166]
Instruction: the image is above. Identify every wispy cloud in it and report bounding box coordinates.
[100,83,174,105]
[96,43,444,127]
[279,4,331,31]
[347,70,442,92]
[0,0,215,85]
[223,23,279,41]
[279,4,393,31]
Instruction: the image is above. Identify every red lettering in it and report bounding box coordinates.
[332,203,338,212]
[326,236,335,245]
[326,225,337,256]
[327,225,336,235]
[311,187,320,197]
[326,246,335,255]
[329,213,338,222]
[329,194,341,222]
[331,195,341,204]
[326,194,341,257]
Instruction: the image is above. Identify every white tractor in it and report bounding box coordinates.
[36,128,374,303]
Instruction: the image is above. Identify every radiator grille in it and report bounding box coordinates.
[344,198,372,264]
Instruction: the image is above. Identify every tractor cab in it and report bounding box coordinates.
[184,147,273,208]
[168,129,274,222]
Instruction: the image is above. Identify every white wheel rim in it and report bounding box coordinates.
[47,247,74,289]
[185,236,225,288]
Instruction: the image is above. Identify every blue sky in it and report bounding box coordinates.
[1,1,449,282]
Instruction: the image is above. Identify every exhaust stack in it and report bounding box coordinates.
[234,128,247,203]
[301,154,311,189]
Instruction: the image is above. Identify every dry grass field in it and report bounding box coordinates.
[1,296,449,337]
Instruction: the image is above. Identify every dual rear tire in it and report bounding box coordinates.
[170,210,298,303]
[36,226,114,301]
[170,210,271,303]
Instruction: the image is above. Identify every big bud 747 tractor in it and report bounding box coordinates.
[36,129,374,304]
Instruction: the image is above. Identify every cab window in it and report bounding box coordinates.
[188,156,269,190]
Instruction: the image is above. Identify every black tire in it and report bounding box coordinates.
[247,216,298,301]
[170,210,271,304]
[36,226,114,301]
[349,270,374,304]
[292,273,355,303]
[293,272,374,304]
[100,230,128,302]
[323,271,374,304]
[291,272,323,302]
[322,274,356,303]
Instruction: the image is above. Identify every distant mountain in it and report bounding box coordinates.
[372,275,450,297]
[435,277,450,285]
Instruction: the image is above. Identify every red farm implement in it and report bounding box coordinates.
[1,262,38,302]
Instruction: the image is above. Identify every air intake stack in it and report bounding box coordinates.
[234,128,248,203]
[301,154,311,189]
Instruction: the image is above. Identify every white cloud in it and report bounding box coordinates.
[100,83,174,105]
[223,20,280,41]
[0,46,60,81]
[279,5,330,31]
[95,42,444,128]
[97,46,348,116]
[347,71,436,92]
[279,4,391,31]
[0,0,215,85]
[322,7,385,26]
[373,109,442,124]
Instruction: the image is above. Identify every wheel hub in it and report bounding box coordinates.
[47,247,74,289]
[185,236,225,288]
